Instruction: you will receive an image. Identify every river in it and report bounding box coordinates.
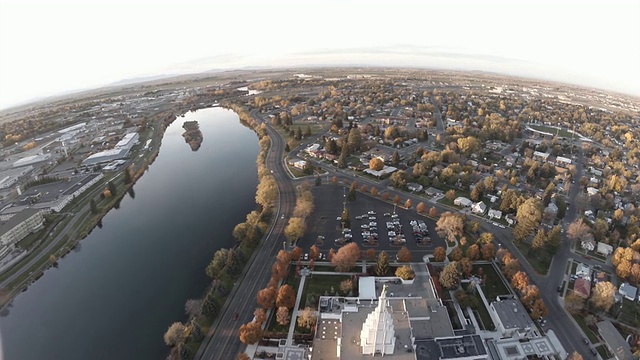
[0,107,260,360]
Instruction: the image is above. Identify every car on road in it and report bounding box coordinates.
[583,338,590,345]
[492,222,500,227]
[368,211,376,215]
[557,285,563,292]
[355,215,364,220]
[383,213,391,217]
[589,348,597,356]
[336,216,342,221]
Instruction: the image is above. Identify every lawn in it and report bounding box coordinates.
[528,124,575,138]
[572,314,599,343]
[515,242,553,275]
[618,298,640,327]
[475,263,511,300]
[299,274,351,309]
[471,296,496,331]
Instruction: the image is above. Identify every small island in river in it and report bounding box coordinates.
[182,120,203,151]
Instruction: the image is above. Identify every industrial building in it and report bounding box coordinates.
[12,154,51,168]
[82,148,130,166]
[0,208,45,258]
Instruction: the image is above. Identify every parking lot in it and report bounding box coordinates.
[296,184,445,260]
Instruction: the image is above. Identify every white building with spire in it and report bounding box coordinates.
[360,285,396,355]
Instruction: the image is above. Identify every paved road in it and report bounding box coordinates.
[197,112,297,359]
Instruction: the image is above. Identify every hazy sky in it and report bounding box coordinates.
[0,0,639,110]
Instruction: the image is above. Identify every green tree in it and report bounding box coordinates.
[391,150,400,167]
[107,181,117,196]
[201,290,218,317]
[347,127,362,151]
[545,226,562,254]
[206,248,230,278]
[338,143,349,168]
[90,199,98,214]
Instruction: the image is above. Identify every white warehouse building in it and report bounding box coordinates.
[115,132,139,152]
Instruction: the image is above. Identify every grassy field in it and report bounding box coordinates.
[573,314,599,343]
[299,274,351,309]
[476,263,511,300]
[529,124,575,138]
[515,242,553,275]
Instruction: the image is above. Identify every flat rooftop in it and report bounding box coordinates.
[490,299,532,330]
[416,335,486,360]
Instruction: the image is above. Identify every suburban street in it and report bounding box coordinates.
[196,105,599,359]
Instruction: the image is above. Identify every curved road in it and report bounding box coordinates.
[197,113,296,359]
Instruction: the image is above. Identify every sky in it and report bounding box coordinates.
[0,0,639,110]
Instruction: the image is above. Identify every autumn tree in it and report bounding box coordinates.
[393,194,402,205]
[290,246,303,261]
[511,271,530,293]
[276,306,290,326]
[530,298,549,319]
[567,352,584,360]
[297,307,317,329]
[369,157,384,171]
[416,202,427,214]
[405,199,412,209]
[396,246,412,262]
[590,281,616,312]
[440,262,461,289]
[450,247,463,261]
[396,265,415,280]
[309,245,320,260]
[377,251,390,276]
[164,322,188,346]
[331,242,360,271]
[436,212,464,242]
[567,219,591,244]
[466,244,480,260]
[256,286,277,309]
[502,258,521,279]
[481,243,496,260]
[514,198,543,242]
[276,285,296,309]
[371,187,379,196]
[239,321,263,344]
[429,207,438,217]
[285,217,307,243]
[433,246,447,262]
[445,189,456,201]
[458,257,472,277]
[340,279,353,294]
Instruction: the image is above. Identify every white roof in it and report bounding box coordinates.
[556,156,572,163]
[619,283,638,300]
[533,151,550,158]
[358,277,377,300]
[454,197,472,206]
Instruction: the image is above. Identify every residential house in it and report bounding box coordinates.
[581,239,596,252]
[471,201,487,215]
[597,242,614,256]
[488,209,502,220]
[587,187,599,196]
[533,151,550,162]
[454,197,473,207]
[575,263,591,279]
[505,214,517,225]
[574,278,591,298]
[619,282,638,301]
[407,183,423,192]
